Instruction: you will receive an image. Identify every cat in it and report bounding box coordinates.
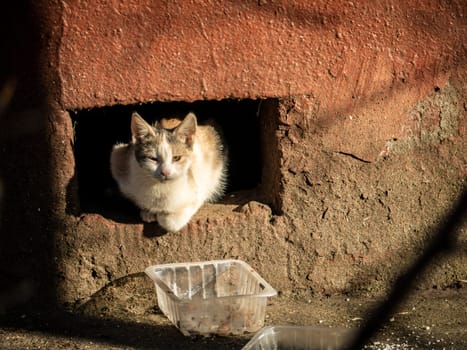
[110,111,227,232]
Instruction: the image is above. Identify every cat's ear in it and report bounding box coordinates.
[175,112,197,146]
[131,112,155,142]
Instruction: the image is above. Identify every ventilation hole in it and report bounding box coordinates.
[70,99,281,221]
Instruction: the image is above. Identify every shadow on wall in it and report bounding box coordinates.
[347,188,467,350]
[0,1,59,310]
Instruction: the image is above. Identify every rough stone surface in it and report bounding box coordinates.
[55,83,465,304]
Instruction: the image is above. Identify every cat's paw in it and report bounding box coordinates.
[140,209,157,223]
[157,213,188,232]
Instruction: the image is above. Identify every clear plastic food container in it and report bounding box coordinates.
[242,326,356,350]
[145,259,277,336]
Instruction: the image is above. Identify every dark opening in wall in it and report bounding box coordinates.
[70,99,281,222]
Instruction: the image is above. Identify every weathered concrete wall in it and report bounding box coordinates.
[59,0,465,161]
[0,0,465,307]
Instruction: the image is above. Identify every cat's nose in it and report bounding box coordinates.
[160,168,171,178]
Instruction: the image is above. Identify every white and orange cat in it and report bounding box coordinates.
[110,112,227,232]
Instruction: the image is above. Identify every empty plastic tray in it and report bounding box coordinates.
[145,259,277,336]
[242,326,355,350]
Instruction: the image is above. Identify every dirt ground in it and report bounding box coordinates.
[1,272,465,350]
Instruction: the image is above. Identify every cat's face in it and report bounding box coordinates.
[130,112,197,181]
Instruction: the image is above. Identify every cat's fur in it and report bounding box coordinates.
[110,112,227,232]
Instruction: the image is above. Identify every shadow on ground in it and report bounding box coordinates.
[0,308,248,350]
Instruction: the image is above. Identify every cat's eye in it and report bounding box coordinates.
[173,155,182,162]
[148,156,159,163]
